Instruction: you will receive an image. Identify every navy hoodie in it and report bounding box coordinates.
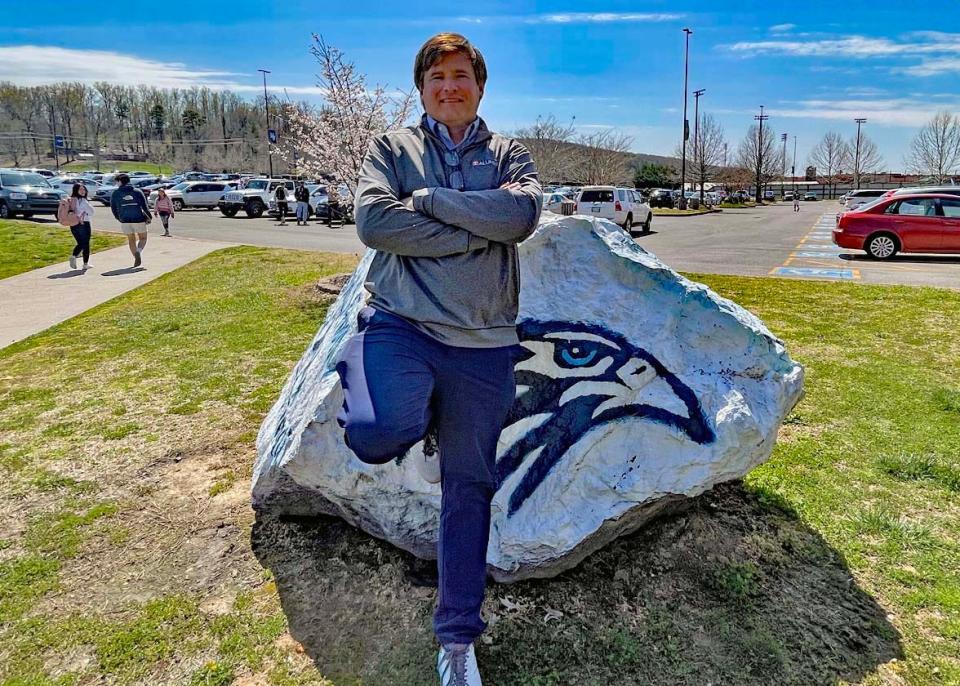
[110,184,150,223]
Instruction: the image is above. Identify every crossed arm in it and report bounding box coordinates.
[354,137,542,257]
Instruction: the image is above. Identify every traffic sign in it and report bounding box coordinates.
[54,135,65,149]
[267,129,278,144]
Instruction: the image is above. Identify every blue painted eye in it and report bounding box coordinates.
[556,343,599,368]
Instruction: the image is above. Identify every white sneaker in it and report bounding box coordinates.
[415,428,441,484]
[82,262,90,271]
[415,449,441,484]
[438,643,482,686]
[69,255,77,269]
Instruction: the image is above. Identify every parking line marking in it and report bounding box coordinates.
[774,267,857,279]
[772,212,858,280]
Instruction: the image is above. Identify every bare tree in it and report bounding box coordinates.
[513,114,576,184]
[736,124,780,201]
[276,36,415,200]
[808,132,851,199]
[907,111,960,184]
[849,132,883,187]
[571,129,634,185]
[680,114,725,203]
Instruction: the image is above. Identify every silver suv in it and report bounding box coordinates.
[0,169,66,219]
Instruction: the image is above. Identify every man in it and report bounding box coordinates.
[110,174,150,268]
[275,183,289,226]
[294,181,310,226]
[337,33,541,686]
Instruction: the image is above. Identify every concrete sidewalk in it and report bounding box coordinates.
[1,235,235,349]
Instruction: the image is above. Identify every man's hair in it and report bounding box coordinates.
[413,33,487,93]
[116,173,130,185]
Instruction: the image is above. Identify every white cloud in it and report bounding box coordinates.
[769,23,796,34]
[899,57,960,76]
[0,45,323,94]
[454,12,684,25]
[723,32,960,59]
[766,97,959,127]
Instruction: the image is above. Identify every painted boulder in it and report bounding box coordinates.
[253,214,804,582]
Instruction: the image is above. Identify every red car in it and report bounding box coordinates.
[833,193,960,259]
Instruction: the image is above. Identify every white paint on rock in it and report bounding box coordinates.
[253,214,804,581]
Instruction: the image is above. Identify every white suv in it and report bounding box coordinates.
[842,189,886,211]
[575,185,652,234]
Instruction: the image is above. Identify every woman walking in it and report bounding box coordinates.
[154,188,175,236]
[69,183,95,271]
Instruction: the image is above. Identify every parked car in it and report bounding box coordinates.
[833,193,960,259]
[542,191,573,214]
[48,176,100,195]
[575,185,652,234]
[763,190,776,201]
[15,168,56,178]
[93,176,159,205]
[0,168,65,218]
[647,188,675,209]
[783,191,795,201]
[147,181,235,210]
[268,184,355,222]
[803,192,818,201]
[842,188,886,211]
[220,178,296,218]
[883,185,960,201]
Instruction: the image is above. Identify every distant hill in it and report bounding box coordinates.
[516,136,680,185]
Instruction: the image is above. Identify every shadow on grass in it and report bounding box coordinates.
[252,481,901,686]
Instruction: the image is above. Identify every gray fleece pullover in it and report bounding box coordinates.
[354,115,542,348]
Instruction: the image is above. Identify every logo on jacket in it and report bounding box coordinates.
[472,159,496,167]
[496,319,715,517]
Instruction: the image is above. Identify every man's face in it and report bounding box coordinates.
[421,51,482,129]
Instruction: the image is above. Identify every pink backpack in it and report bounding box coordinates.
[57,197,80,227]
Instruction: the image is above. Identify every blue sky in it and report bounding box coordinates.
[4,0,960,171]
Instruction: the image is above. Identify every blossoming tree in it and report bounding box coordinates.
[277,36,416,203]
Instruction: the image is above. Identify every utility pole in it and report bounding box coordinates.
[693,88,705,204]
[259,68,273,178]
[754,105,769,203]
[679,28,692,209]
[854,117,867,190]
[792,134,797,195]
[780,132,787,199]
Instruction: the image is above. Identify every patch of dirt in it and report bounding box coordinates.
[30,406,263,619]
[251,481,903,685]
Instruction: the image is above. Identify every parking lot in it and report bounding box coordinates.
[29,201,960,290]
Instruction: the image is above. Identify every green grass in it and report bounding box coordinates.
[0,249,958,684]
[0,219,127,279]
[61,160,175,176]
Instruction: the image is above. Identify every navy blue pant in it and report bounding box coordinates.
[335,307,517,644]
[70,221,91,262]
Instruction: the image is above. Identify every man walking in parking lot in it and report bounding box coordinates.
[335,33,541,686]
[110,174,150,268]
[275,184,289,226]
[294,181,310,226]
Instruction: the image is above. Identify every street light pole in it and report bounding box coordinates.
[259,68,273,178]
[854,117,867,190]
[693,88,705,204]
[679,28,692,210]
[754,105,769,203]
[792,134,797,195]
[780,132,787,199]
